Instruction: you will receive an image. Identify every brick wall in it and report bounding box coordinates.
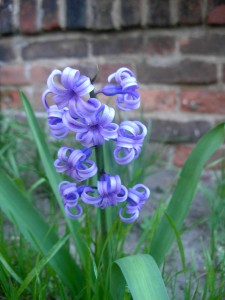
[1,0,225,166]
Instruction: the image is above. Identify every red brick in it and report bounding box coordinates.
[97,63,133,83]
[178,0,202,25]
[223,65,225,83]
[22,39,88,60]
[137,60,217,84]
[33,88,47,111]
[181,89,225,114]
[0,41,15,62]
[148,0,170,26]
[180,34,225,56]
[19,0,37,33]
[150,119,210,143]
[144,36,175,55]
[0,65,29,85]
[31,66,53,84]
[90,0,113,29]
[42,0,60,31]
[207,2,225,25]
[0,89,21,109]
[140,89,177,112]
[121,0,141,27]
[0,0,13,34]
[173,145,193,168]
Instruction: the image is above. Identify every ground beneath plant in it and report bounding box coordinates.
[125,168,213,299]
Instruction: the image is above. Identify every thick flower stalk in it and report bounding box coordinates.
[42,66,150,223]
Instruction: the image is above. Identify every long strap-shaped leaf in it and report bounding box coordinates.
[0,173,81,292]
[150,123,225,266]
[111,254,169,300]
[20,91,86,267]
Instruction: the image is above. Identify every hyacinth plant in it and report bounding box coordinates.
[40,66,163,299]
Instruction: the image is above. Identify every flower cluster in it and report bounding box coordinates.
[42,67,150,223]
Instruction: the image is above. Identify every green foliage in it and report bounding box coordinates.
[111,254,169,300]
[1,93,225,299]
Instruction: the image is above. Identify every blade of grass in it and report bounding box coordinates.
[0,252,23,285]
[16,235,69,298]
[150,123,225,266]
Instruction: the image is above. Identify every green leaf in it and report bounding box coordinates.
[150,123,225,266]
[111,254,169,300]
[16,235,69,298]
[20,91,86,267]
[0,173,81,292]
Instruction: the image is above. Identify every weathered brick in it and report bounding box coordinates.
[92,35,143,55]
[91,0,113,29]
[22,39,88,60]
[92,35,174,56]
[137,60,217,85]
[140,89,177,112]
[180,34,225,56]
[0,65,29,85]
[148,0,170,26]
[97,63,133,83]
[19,0,37,33]
[173,145,193,168]
[121,0,141,27]
[0,89,21,109]
[66,0,86,29]
[0,42,15,62]
[31,66,54,83]
[0,0,13,34]
[207,1,225,25]
[181,89,225,114]
[144,36,175,55]
[33,88,47,111]
[223,65,225,83]
[178,0,202,25]
[150,119,211,143]
[42,0,59,31]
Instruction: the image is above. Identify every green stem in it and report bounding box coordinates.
[85,205,92,300]
[94,145,111,293]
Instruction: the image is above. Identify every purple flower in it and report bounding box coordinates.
[62,102,119,148]
[82,174,128,208]
[46,104,69,138]
[42,67,94,110]
[59,181,83,219]
[97,67,140,111]
[54,147,97,181]
[114,121,147,164]
[119,184,150,223]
